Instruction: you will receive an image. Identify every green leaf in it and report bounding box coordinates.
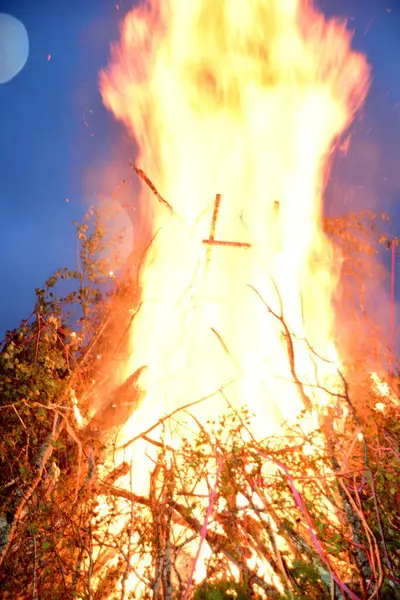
[29,524,38,535]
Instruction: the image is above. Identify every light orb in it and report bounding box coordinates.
[0,13,29,84]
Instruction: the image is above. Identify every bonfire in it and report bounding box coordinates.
[1,1,400,599]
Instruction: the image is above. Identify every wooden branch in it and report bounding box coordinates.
[129,163,174,215]
[248,283,312,410]
[102,484,281,598]
[117,383,234,452]
[0,414,65,569]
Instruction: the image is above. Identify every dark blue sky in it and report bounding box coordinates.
[0,0,400,335]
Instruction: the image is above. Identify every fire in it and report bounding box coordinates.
[97,0,370,591]
[100,0,369,441]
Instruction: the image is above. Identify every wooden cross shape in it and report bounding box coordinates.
[202,194,251,264]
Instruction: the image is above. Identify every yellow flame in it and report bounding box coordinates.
[96,22,373,598]
[100,0,369,445]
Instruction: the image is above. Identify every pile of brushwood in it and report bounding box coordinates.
[0,205,399,600]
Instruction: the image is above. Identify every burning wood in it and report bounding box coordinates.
[64,0,388,596]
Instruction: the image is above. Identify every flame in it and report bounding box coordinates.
[70,388,84,428]
[100,0,369,442]
[98,0,370,589]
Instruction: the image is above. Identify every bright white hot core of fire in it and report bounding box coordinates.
[100,1,370,465]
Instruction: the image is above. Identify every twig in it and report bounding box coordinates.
[64,417,83,503]
[12,404,27,430]
[102,484,281,597]
[248,283,313,410]
[120,468,135,600]
[117,382,234,451]
[34,311,41,363]
[129,163,174,215]
[53,543,68,596]
[256,449,363,600]
[0,414,65,569]
[32,535,38,600]
[182,456,224,600]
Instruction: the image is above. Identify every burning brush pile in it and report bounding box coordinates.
[0,0,400,599]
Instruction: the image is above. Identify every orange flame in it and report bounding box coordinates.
[100,0,370,463]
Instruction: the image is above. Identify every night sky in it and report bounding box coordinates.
[0,0,400,336]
